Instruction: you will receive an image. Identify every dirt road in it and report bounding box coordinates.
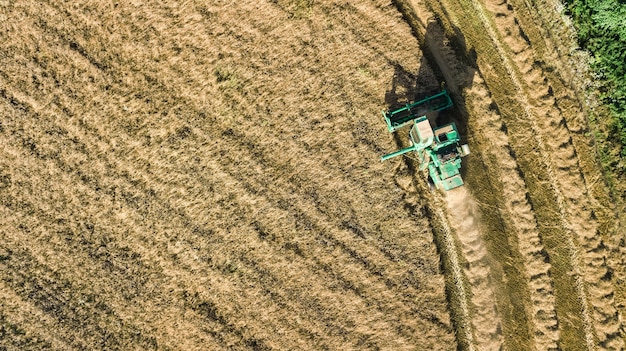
[0,0,624,350]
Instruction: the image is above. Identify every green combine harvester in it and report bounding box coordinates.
[381,90,470,191]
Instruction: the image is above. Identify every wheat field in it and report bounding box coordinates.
[2,0,625,350]
[0,1,457,350]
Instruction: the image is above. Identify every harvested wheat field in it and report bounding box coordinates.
[1,0,625,350]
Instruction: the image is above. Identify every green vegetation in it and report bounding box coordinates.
[565,0,626,177]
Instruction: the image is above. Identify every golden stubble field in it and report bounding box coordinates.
[1,0,625,350]
[0,1,455,350]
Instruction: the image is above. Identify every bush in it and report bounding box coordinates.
[565,0,626,165]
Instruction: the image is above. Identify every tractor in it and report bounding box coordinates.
[381,90,470,191]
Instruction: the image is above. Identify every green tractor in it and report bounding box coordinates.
[381,90,470,191]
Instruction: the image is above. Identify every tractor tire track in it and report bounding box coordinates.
[392,158,477,350]
[444,187,503,351]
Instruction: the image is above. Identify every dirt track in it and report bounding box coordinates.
[1,0,625,350]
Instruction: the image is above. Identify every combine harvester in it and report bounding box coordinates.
[381,90,470,191]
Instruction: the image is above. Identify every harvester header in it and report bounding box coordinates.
[383,90,453,133]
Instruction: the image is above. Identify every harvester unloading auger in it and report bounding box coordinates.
[381,90,470,191]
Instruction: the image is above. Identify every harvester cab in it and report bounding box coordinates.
[381,90,470,191]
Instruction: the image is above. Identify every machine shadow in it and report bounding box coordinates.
[385,20,477,135]
[382,19,478,188]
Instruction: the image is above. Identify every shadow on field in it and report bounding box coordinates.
[383,19,480,191]
[384,21,477,136]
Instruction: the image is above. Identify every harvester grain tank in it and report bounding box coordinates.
[381,90,470,191]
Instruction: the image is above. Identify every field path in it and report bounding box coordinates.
[444,187,503,351]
